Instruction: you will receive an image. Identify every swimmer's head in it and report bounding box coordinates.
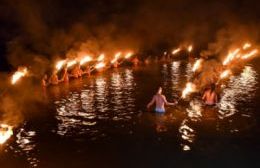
[157,87,162,94]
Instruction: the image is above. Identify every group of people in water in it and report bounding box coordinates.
[147,84,218,113]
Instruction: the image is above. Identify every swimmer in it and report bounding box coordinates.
[132,57,139,66]
[202,84,218,105]
[147,87,177,113]
[61,67,69,83]
[49,71,60,85]
[41,74,48,87]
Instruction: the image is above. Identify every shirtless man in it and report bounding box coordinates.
[41,74,48,87]
[147,87,177,113]
[49,71,60,85]
[61,67,69,83]
[202,84,218,105]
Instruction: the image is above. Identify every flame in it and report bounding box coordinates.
[95,62,106,69]
[97,54,105,62]
[56,60,67,70]
[192,59,203,72]
[67,60,77,68]
[182,82,196,99]
[0,124,13,144]
[111,52,121,63]
[125,52,133,59]
[80,56,92,65]
[243,43,251,50]
[172,48,181,55]
[187,45,193,53]
[223,48,240,65]
[241,49,258,60]
[220,69,231,79]
[11,67,28,85]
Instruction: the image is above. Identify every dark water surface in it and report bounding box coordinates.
[1,60,260,168]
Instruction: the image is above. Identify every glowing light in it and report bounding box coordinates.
[182,82,196,99]
[0,124,13,144]
[187,45,193,53]
[243,43,251,50]
[11,67,28,85]
[241,49,258,60]
[192,59,203,72]
[95,62,106,69]
[56,60,67,70]
[97,54,105,62]
[111,52,121,63]
[223,48,240,65]
[80,56,92,65]
[172,48,181,55]
[220,69,232,79]
[125,52,133,59]
[67,60,77,68]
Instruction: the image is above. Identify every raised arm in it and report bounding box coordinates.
[147,96,156,109]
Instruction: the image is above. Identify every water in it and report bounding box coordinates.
[1,60,260,168]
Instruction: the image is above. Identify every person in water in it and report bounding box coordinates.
[147,87,177,113]
[41,74,48,87]
[61,67,69,83]
[49,71,60,85]
[202,84,218,105]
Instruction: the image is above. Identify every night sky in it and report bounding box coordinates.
[0,0,260,71]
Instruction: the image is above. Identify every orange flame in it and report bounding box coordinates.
[80,56,92,65]
[241,49,258,60]
[192,59,203,72]
[172,48,181,55]
[111,52,121,63]
[223,48,240,65]
[67,60,77,68]
[243,43,251,50]
[97,54,105,62]
[11,67,28,85]
[182,82,196,99]
[0,124,13,144]
[187,45,193,53]
[95,62,106,69]
[56,60,67,70]
[125,52,133,59]
[220,69,232,79]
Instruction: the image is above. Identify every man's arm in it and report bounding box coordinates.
[147,96,156,109]
[163,96,176,106]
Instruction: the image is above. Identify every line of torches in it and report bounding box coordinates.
[180,42,259,100]
[1,42,258,145]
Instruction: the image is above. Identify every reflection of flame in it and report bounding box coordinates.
[220,69,231,79]
[67,60,77,68]
[192,59,203,72]
[172,48,181,55]
[97,54,105,62]
[11,67,28,85]
[241,49,258,60]
[243,43,251,50]
[0,124,13,144]
[182,82,196,98]
[95,62,106,69]
[125,52,133,59]
[187,45,193,52]
[80,56,92,65]
[223,48,240,65]
[56,60,67,70]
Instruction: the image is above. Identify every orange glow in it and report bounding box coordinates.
[182,82,196,99]
[0,124,13,144]
[220,69,232,79]
[80,56,92,65]
[192,59,203,72]
[95,62,106,69]
[243,43,251,50]
[11,67,28,85]
[223,48,240,65]
[97,54,105,62]
[111,52,121,64]
[241,49,258,60]
[56,60,67,70]
[67,60,77,68]
[125,52,133,59]
[187,45,193,53]
[172,48,181,55]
